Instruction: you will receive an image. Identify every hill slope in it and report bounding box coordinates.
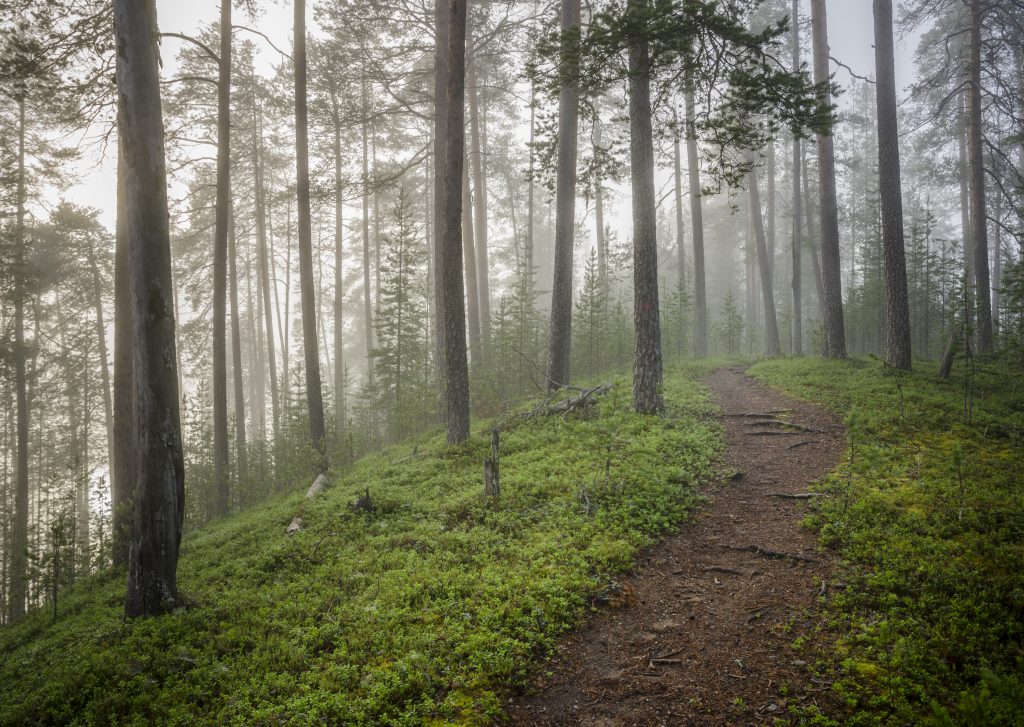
[0,366,720,726]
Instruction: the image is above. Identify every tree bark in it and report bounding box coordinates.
[228,204,249,487]
[111,138,133,570]
[439,0,471,444]
[791,0,803,356]
[467,44,491,344]
[361,81,375,382]
[873,0,912,370]
[685,81,707,358]
[967,0,992,352]
[251,82,280,437]
[9,97,28,622]
[594,119,609,300]
[114,0,185,617]
[330,80,346,442]
[628,0,663,413]
[294,0,328,467]
[432,0,449,396]
[810,0,847,358]
[211,0,232,516]
[462,161,483,367]
[748,167,781,356]
[547,0,580,390]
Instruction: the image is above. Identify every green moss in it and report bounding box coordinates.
[750,357,1024,727]
[0,367,720,726]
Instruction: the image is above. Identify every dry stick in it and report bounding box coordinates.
[768,492,822,500]
[703,565,746,576]
[720,544,818,563]
[744,431,802,436]
[787,440,817,449]
[745,420,822,433]
[649,658,684,666]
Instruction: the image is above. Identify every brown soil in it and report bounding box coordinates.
[506,367,845,726]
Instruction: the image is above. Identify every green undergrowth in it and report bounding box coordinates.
[750,357,1024,726]
[0,364,721,726]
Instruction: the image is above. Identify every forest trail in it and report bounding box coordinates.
[508,367,846,726]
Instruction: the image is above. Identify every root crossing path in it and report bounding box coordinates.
[508,367,845,726]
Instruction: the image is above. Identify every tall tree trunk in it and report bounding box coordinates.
[432,0,449,398]
[114,0,185,617]
[527,83,536,291]
[628,0,663,413]
[228,205,249,487]
[791,0,803,355]
[111,140,133,570]
[748,167,781,356]
[547,0,580,390]
[873,0,912,370]
[467,45,491,344]
[967,0,992,353]
[767,140,776,276]
[331,80,346,442]
[685,81,707,358]
[87,244,114,509]
[594,119,609,299]
[462,160,483,366]
[672,114,686,301]
[361,81,375,382]
[810,0,847,358]
[439,0,471,444]
[212,0,232,516]
[9,98,29,622]
[251,83,280,437]
[294,0,328,467]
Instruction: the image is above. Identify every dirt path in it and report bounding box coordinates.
[507,367,845,726]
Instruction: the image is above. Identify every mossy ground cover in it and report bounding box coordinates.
[750,357,1024,726]
[0,365,720,726]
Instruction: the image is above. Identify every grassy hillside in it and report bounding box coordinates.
[751,357,1024,726]
[0,365,721,726]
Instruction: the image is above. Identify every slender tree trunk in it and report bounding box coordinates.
[594,119,608,300]
[873,0,912,370]
[432,0,449,398]
[547,0,580,390]
[361,81,375,382]
[294,0,328,467]
[628,0,663,413]
[685,82,707,358]
[462,160,483,366]
[767,140,776,277]
[791,0,803,355]
[467,45,491,345]
[748,167,781,356]
[211,0,232,516]
[527,83,536,292]
[87,245,114,504]
[673,115,686,300]
[9,98,29,622]
[114,0,185,617]
[810,0,847,358]
[967,0,992,352]
[228,205,249,487]
[439,0,471,444]
[251,84,280,437]
[331,81,346,442]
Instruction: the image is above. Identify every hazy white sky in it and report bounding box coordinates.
[61,0,920,229]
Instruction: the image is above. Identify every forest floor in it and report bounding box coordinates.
[508,367,846,726]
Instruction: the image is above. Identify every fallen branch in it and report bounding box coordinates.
[649,658,683,666]
[523,383,612,419]
[767,493,822,500]
[286,473,329,534]
[719,544,818,563]
[787,440,817,449]
[743,431,801,436]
